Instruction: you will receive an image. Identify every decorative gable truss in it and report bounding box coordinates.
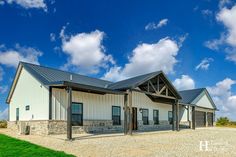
[133,74,179,100]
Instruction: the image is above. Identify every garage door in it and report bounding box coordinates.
[207,113,213,127]
[195,111,206,127]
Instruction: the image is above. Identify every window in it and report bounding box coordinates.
[16,108,19,121]
[71,103,83,126]
[142,109,149,125]
[112,106,121,125]
[153,110,159,125]
[25,105,30,111]
[168,111,173,124]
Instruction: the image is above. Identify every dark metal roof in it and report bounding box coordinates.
[6,62,183,104]
[179,88,205,104]
[20,62,181,98]
[108,71,161,90]
[179,88,217,110]
[21,62,113,89]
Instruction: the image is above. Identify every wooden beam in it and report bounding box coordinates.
[132,88,176,100]
[124,93,128,135]
[172,103,175,131]
[149,80,157,93]
[176,100,180,131]
[66,86,72,140]
[128,90,132,135]
[157,76,160,92]
[166,87,168,96]
[192,106,196,130]
[159,85,166,94]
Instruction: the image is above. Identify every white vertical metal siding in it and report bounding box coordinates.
[132,91,172,121]
[51,89,172,121]
[51,88,124,120]
[9,68,49,121]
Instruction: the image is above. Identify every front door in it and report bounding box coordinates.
[132,107,137,130]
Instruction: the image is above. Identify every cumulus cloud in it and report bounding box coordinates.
[195,58,214,71]
[2,0,47,11]
[60,28,114,74]
[173,75,195,91]
[207,78,236,119]
[0,44,42,68]
[0,108,8,120]
[217,5,236,47]
[103,37,179,81]
[205,4,236,63]
[145,19,168,30]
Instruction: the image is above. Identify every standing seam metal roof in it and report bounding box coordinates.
[21,62,113,88]
[179,88,205,104]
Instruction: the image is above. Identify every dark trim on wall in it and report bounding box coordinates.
[49,87,52,120]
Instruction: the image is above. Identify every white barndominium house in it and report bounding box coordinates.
[6,62,217,139]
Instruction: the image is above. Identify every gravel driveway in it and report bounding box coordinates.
[1,127,236,157]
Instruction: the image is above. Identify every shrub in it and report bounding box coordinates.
[0,120,7,128]
[216,117,230,126]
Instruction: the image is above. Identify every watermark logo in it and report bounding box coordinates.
[199,140,231,152]
[199,141,210,151]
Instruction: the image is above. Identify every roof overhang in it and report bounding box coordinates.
[47,81,124,95]
[6,63,23,104]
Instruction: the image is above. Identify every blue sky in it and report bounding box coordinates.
[0,0,236,120]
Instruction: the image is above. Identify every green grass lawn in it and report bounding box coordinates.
[0,134,75,157]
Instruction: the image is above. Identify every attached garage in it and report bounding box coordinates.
[207,112,213,127]
[195,111,206,127]
[179,88,217,129]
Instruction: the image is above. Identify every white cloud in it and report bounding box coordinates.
[217,5,236,47]
[60,29,114,74]
[0,108,8,120]
[207,78,236,120]
[205,4,236,63]
[195,58,214,71]
[145,18,168,30]
[103,37,179,81]
[0,44,42,68]
[0,66,4,81]
[173,75,195,91]
[204,34,225,50]
[50,33,56,42]
[3,0,47,11]
[0,85,8,94]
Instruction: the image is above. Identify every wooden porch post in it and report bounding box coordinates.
[172,102,175,131]
[128,90,133,135]
[66,86,72,140]
[124,93,128,135]
[176,100,180,131]
[192,106,196,130]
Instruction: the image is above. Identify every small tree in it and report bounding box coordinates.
[216,117,230,126]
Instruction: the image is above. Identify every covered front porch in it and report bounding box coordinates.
[50,72,183,140]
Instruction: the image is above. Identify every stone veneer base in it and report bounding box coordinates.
[8,119,177,135]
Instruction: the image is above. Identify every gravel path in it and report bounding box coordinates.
[1,127,236,157]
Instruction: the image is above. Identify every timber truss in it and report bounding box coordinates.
[133,74,178,100]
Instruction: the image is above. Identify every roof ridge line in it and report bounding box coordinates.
[20,62,113,84]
